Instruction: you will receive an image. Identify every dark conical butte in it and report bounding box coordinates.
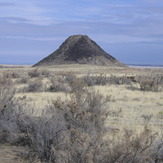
[33,35,124,66]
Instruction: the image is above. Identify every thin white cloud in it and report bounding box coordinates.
[1,0,163,26]
[1,35,65,41]
[1,0,163,64]
[0,0,55,25]
[2,31,163,44]
[92,34,163,44]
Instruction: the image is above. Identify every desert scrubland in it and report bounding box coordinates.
[0,64,163,162]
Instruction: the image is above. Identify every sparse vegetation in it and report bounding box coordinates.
[2,71,20,78]
[137,74,163,92]
[28,68,41,78]
[23,78,43,92]
[19,90,109,162]
[0,65,163,162]
[47,76,70,93]
[83,74,132,86]
[0,76,21,144]
[83,74,109,86]
[40,68,51,77]
[17,76,29,84]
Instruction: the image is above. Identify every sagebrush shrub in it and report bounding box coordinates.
[18,76,29,84]
[0,79,23,144]
[83,74,132,86]
[19,87,161,162]
[0,76,12,86]
[137,75,161,92]
[19,84,109,162]
[10,71,20,78]
[40,69,51,77]
[24,79,43,92]
[28,68,41,78]
[0,74,163,162]
[83,74,109,86]
[98,126,158,163]
[63,72,76,84]
[109,75,132,85]
[47,76,70,93]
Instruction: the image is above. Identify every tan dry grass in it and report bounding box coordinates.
[15,92,70,116]
[94,85,163,133]
[1,64,163,162]
[0,145,29,163]
[1,65,163,133]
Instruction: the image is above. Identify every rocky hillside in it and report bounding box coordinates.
[33,35,124,67]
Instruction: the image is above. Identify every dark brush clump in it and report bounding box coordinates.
[33,35,125,67]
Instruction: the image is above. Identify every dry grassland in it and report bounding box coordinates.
[0,64,163,162]
[2,65,163,132]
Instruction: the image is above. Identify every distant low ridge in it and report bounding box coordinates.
[33,35,125,67]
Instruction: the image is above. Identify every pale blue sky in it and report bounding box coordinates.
[0,0,163,65]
